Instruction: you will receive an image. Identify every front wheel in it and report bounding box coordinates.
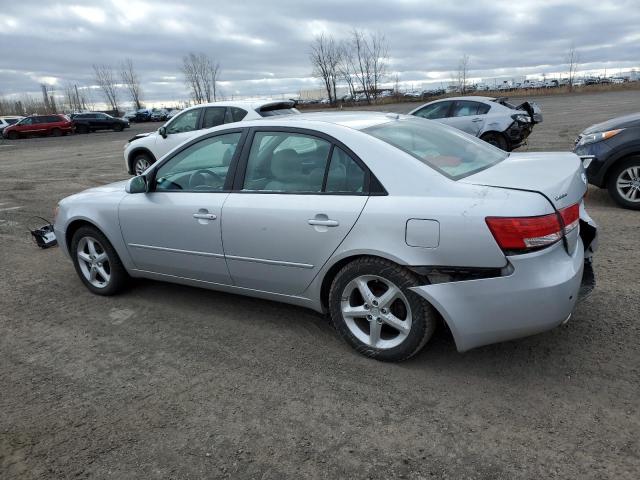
[607,156,640,210]
[133,154,152,175]
[7,131,19,140]
[329,257,437,361]
[71,226,129,295]
[113,123,124,132]
[50,128,62,137]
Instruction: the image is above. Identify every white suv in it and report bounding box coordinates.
[124,100,299,175]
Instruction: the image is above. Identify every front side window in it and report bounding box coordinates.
[242,132,331,193]
[202,107,226,129]
[19,117,34,125]
[166,109,200,134]
[413,101,452,120]
[364,118,507,180]
[155,132,241,192]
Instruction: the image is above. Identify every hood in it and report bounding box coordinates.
[582,112,640,134]
[62,180,129,203]
[461,152,586,210]
[129,131,154,142]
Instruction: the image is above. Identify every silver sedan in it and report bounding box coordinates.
[54,112,597,361]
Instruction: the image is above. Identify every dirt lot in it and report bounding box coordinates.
[1,90,639,479]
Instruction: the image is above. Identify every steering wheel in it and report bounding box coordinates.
[188,169,224,190]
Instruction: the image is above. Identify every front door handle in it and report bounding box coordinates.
[471,117,483,122]
[308,218,339,227]
[193,213,217,220]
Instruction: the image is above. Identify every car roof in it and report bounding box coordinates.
[183,99,296,112]
[432,96,496,102]
[235,111,402,131]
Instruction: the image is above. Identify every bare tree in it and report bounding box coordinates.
[456,54,470,94]
[121,58,143,109]
[566,44,580,91]
[93,64,120,112]
[181,52,221,104]
[337,42,356,100]
[342,29,389,104]
[309,34,341,104]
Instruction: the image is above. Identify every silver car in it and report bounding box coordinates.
[54,112,597,361]
[409,96,543,151]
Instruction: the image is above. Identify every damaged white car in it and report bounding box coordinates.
[409,96,542,151]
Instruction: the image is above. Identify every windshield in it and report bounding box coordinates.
[363,117,508,180]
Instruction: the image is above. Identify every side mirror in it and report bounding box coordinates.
[126,175,148,194]
[158,126,167,138]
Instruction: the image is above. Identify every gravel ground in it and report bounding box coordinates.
[1,90,639,479]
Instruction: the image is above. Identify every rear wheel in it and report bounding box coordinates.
[481,132,508,150]
[50,128,62,137]
[133,154,152,175]
[71,226,128,295]
[607,156,640,210]
[329,257,437,361]
[76,124,89,134]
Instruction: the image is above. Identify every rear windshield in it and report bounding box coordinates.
[363,117,507,180]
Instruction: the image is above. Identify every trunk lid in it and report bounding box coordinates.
[460,152,587,209]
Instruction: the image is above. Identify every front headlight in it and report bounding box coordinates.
[577,128,623,147]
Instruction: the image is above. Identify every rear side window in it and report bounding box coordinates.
[364,118,507,180]
[242,132,331,192]
[202,107,226,129]
[229,107,248,122]
[325,147,366,193]
[451,101,490,117]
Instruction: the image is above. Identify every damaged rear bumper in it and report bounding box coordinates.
[411,239,587,352]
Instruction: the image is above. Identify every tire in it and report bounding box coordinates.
[132,154,152,176]
[328,257,437,362]
[70,226,129,296]
[480,132,509,151]
[607,156,640,210]
[113,123,124,132]
[7,131,19,140]
[50,128,62,137]
[76,124,89,134]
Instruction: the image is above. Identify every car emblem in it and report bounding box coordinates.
[555,193,568,201]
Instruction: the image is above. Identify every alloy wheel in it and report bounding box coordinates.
[134,157,150,175]
[616,166,640,203]
[77,236,111,288]
[341,275,412,349]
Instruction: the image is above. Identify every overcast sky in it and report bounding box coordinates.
[1,0,638,107]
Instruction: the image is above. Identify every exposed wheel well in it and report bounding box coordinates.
[320,254,404,310]
[65,220,101,255]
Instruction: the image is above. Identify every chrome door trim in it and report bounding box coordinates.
[225,254,314,269]
[128,243,225,258]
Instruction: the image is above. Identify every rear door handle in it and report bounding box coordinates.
[193,213,217,220]
[308,219,339,227]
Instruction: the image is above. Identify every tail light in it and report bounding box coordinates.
[486,203,579,252]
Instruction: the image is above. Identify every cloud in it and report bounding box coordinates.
[0,0,637,106]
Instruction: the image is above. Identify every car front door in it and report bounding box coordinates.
[221,129,369,295]
[119,130,245,284]
[445,100,490,136]
[154,108,203,159]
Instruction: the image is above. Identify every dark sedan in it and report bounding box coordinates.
[574,113,640,209]
[71,112,130,133]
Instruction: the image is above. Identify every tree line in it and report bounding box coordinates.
[0,52,221,116]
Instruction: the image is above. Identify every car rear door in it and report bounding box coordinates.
[443,101,490,136]
[221,128,370,295]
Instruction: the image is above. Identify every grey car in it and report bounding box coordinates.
[54,112,596,361]
[409,96,543,151]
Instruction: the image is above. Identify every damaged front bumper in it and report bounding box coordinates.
[411,210,598,352]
